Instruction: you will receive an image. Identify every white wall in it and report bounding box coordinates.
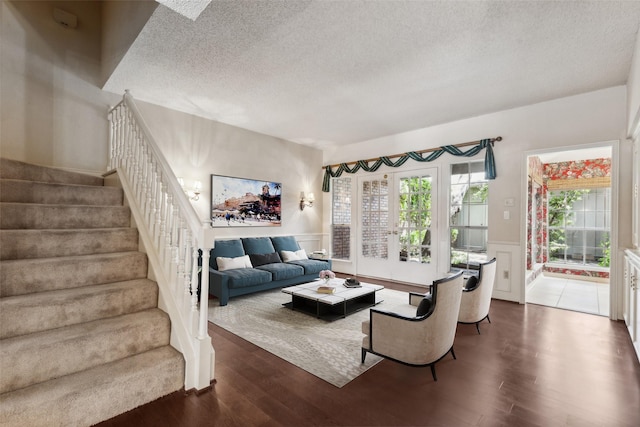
[0,0,119,173]
[628,28,640,137]
[135,100,325,240]
[324,87,631,304]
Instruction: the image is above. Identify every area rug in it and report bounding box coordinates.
[207,287,410,387]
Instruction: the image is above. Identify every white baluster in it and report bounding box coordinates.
[147,158,156,224]
[116,107,124,168]
[176,224,186,300]
[182,230,193,316]
[107,109,114,170]
[158,182,168,251]
[199,246,211,339]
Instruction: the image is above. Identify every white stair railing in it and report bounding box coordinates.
[107,90,215,391]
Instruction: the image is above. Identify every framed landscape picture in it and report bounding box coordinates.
[210,175,281,227]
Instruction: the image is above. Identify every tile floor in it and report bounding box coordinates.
[526,273,609,317]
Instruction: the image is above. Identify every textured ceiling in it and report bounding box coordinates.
[103,1,640,148]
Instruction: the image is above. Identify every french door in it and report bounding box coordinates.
[357,169,438,284]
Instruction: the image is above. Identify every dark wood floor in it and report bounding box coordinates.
[98,278,640,427]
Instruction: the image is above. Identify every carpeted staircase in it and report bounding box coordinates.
[0,158,185,426]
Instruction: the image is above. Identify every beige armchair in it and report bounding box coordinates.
[361,271,464,381]
[458,257,497,334]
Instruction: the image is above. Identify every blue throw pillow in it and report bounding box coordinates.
[241,237,276,255]
[416,295,433,317]
[270,236,301,252]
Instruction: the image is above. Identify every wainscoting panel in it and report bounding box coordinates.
[488,241,522,303]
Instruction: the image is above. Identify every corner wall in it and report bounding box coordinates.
[0,0,119,173]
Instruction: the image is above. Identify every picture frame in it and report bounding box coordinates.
[210,175,281,227]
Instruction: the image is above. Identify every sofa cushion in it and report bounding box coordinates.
[271,236,301,252]
[280,249,308,262]
[242,237,276,255]
[255,263,304,280]
[223,268,273,289]
[217,255,253,271]
[249,252,281,267]
[210,239,245,270]
[287,259,330,275]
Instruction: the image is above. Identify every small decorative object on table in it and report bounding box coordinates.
[316,286,336,294]
[319,269,335,284]
[343,277,361,288]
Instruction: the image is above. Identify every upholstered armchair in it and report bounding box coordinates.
[361,271,464,381]
[458,257,497,334]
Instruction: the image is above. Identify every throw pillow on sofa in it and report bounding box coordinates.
[416,295,434,317]
[280,249,308,262]
[217,255,253,271]
[249,252,282,267]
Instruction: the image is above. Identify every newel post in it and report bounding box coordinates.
[198,227,216,339]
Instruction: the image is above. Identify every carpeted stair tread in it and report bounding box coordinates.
[0,279,158,339]
[0,228,139,260]
[0,179,123,205]
[0,345,184,427]
[0,203,131,229]
[0,308,171,394]
[0,252,148,297]
[0,158,103,186]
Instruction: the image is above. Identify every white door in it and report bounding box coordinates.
[357,169,438,284]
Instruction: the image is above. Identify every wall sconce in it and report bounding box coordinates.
[300,191,314,210]
[178,178,202,202]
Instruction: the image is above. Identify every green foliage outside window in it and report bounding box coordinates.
[548,189,610,267]
[398,176,432,263]
[548,190,588,261]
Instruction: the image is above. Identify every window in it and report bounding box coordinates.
[398,175,432,263]
[548,188,610,267]
[331,177,352,260]
[450,161,488,271]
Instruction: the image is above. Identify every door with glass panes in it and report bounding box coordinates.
[357,169,438,283]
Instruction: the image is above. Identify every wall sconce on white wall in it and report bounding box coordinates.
[178,178,202,202]
[300,191,314,210]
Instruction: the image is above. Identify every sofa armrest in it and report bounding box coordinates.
[208,268,230,306]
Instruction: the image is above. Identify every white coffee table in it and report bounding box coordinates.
[281,279,384,321]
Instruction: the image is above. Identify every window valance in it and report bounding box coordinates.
[321,137,500,192]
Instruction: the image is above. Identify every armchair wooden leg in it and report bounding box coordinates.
[487,314,491,323]
[361,348,367,363]
[430,364,437,381]
[475,322,481,334]
[450,346,456,360]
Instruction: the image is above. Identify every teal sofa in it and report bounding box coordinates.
[207,236,331,306]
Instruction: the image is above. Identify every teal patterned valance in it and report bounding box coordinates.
[321,137,499,192]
